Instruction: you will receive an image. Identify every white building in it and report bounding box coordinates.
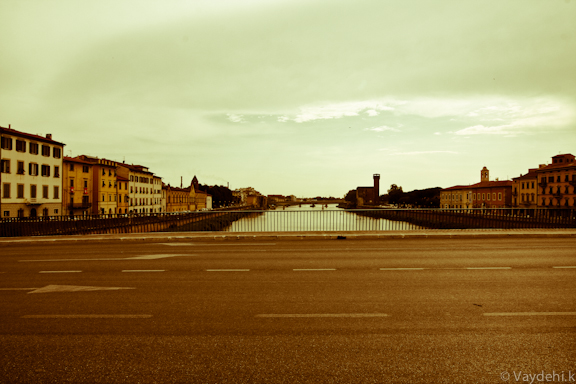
[1,126,65,218]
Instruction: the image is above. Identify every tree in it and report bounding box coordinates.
[344,189,357,204]
[387,184,404,205]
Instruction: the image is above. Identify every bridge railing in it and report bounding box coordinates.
[1,208,575,237]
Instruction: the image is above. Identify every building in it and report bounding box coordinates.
[164,184,191,212]
[356,174,380,206]
[85,157,118,215]
[63,156,94,216]
[441,167,513,208]
[512,168,540,208]
[1,126,64,218]
[535,154,576,208]
[116,163,162,214]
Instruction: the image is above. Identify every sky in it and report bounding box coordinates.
[1,0,575,197]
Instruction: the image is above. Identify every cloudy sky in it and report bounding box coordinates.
[1,0,575,197]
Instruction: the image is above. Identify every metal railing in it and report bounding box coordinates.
[1,208,575,237]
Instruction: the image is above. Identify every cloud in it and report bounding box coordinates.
[227,114,245,123]
[292,100,394,123]
[365,126,400,132]
[455,125,514,135]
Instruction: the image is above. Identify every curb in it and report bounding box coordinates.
[1,230,576,243]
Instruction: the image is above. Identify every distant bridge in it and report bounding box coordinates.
[274,199,345,207]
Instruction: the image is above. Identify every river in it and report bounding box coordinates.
[225,204,421,232]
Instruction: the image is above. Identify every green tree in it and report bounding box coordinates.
[387,184,404,205]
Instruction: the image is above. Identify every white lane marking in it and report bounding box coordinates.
[205,269,250,272]
[466,267,512,270]
[256,313,389,318]
[28,285,136,294]
[484,312,576,316]
[21,254,194,262]
[293,268,337,271]
[127,254,193,260]
[122,270,165,272]
[159,243,275,246]
[0,288,38,291]
[553,266,576,269]
[380,268,425,271]
[39,270,82,273]
[22,314,152,319]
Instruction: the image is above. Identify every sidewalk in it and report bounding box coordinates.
[1,229,576,243]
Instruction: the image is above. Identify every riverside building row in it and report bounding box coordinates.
[440,154,576,209]
[1,125,211,218]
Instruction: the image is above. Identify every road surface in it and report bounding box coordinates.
[1,236,575,383]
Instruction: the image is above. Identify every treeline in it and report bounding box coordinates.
[345,185,441,208]
[197,184,240,208]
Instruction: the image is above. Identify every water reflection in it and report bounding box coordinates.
[225,204,420,232]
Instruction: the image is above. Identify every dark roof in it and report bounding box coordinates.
[0,126,65,146]
[64,156,94,165]
[443,180,513,191]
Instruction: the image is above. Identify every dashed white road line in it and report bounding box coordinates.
[466,267,512,270]
[39,270,82,273]
[553,266,576,269]
[122,270,165,273]
[256,313,389,318]
[484,312,576,316]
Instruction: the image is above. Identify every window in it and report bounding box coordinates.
[2,183,10,198]
[30,185,37,199]
[70,163,75,171]
[557,175,561,182]
[70,179,74,187]
[53,147,61,158]
[102,194,105,202]
[17,184,24,198]
[84,180,88,188]
[1,136,13,150]
[3,211,9,217]
[16,140,26,152]
[17,161,25,175]
[29,142,39,154]
[498,193,502,201]
[43,185,49,199]
[493,193,496,201]
[54,186,59,199]
[29,163,39,176]
[82,165,89,173]
[1,159,10,173]
[41,165,51,177]
[54,166,60,178]
[487,193,491,201]
[42,145,50,156]
[54,209,58,215]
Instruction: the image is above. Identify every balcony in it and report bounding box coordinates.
[69,202,92,210]
[24,198,42,206]
[538,181,548,189]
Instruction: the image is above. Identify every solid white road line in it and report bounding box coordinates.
[39,270,82,273]
[256,313,389,318]
[293,268,337,271]
[380,268,425,271]
[467,267,512,270]
[553,266,576,269]
[205,269,250,272]
[484,312,576,316]
[121,270,165,272]
[0,288,38,291]
[21,314,152,319]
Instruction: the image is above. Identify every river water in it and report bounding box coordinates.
[225,204,421,232]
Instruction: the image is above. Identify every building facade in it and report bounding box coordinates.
[536,154,576,208]
[441,167,513,209]
[63,156,93,216]
[1,126,64,218]
[512,168,539,208]
[356,174,380,206]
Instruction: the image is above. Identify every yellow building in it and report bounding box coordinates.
[116,175,129,214]
[164,184,191,212]
[63,156,93,216]
[512,168,539,208]
[536,154,576,208]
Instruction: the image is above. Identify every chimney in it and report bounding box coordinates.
[46,134,52,140]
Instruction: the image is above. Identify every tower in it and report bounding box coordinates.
[373,174,380,203]
[481,167,489,183]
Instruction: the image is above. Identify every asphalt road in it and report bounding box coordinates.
[1,236,575,383]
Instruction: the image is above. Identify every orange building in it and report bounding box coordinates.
[536,154,576,208]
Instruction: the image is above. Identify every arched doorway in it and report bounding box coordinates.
[30,208,37,218]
